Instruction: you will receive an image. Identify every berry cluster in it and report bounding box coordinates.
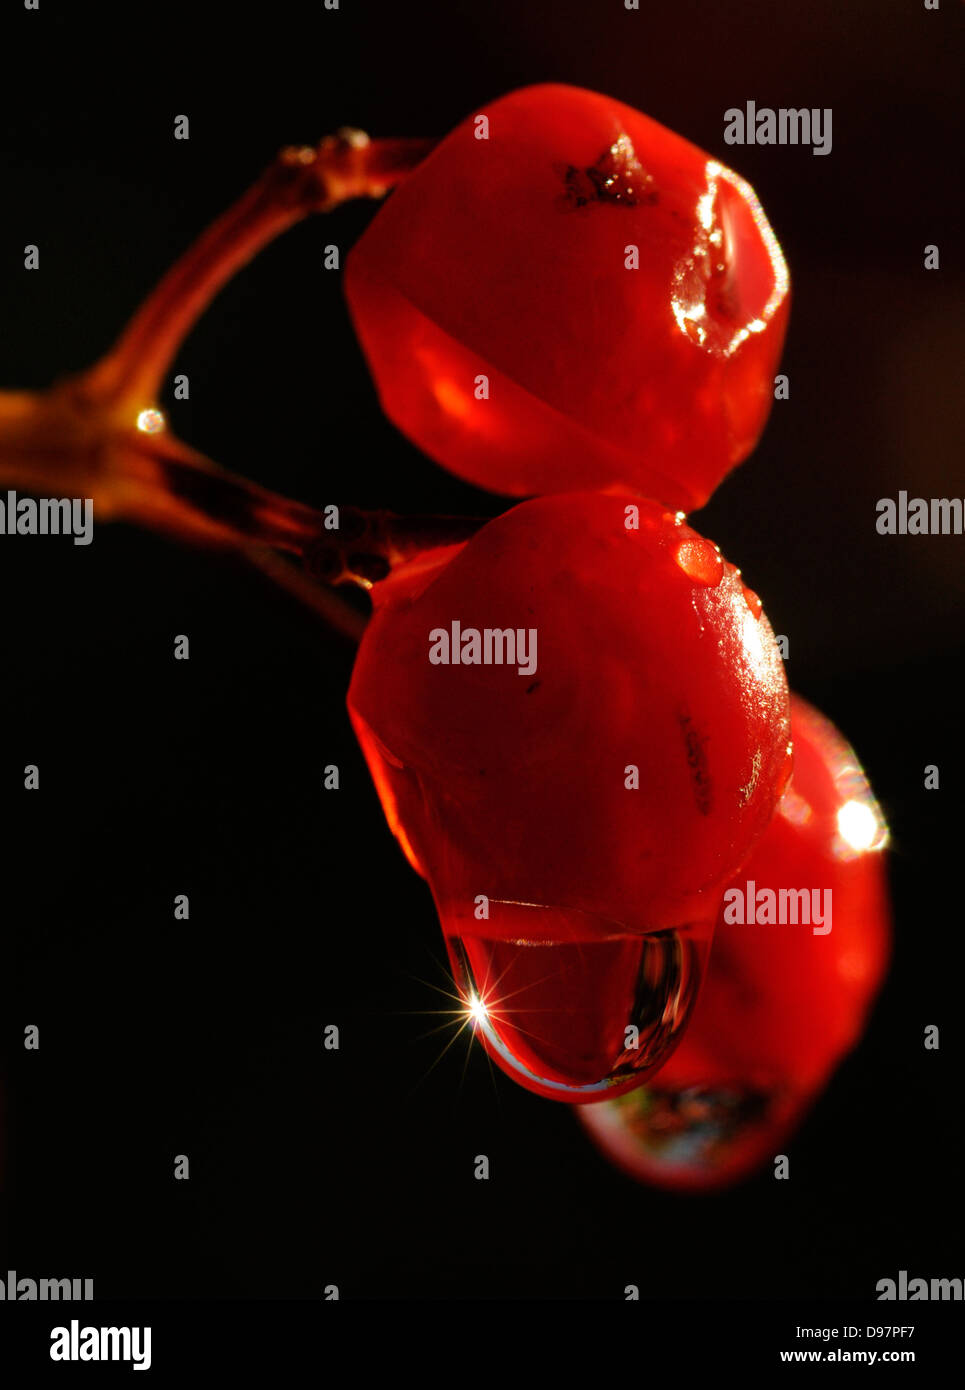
[0,82,889,1184]
[579,695,890,1187]
[344,84,889,1152]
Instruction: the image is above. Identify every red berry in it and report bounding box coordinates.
[579,695,891,1185]
[348,492,791,1099]
[345,84,789,511]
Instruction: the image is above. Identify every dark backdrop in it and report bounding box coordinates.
[2,0,963,1299]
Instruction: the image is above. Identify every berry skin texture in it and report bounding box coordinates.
[345,84,789,512]
[348,492,791,1099]
[579,695,891,1187]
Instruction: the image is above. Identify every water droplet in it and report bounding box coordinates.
[674,536,723,586]
[445,901,707,1101]
[580,1081,794,1190]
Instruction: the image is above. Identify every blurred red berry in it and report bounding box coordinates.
[579,694,891,1186]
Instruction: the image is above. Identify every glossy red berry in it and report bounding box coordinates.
[345,84,789,511]
[579,694,891,1186]
[348,491,791,1100]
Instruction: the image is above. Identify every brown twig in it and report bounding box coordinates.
[81,132,436,414]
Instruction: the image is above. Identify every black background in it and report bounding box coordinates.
[2,0,963,1301]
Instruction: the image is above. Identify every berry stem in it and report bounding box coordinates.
[243,547,368,644]
[116,426,482,588]
[82,132,436,414]
[120,428,328,551]
[0,382,480,583]
[0,127,458,640]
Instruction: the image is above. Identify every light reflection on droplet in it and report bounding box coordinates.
[136,408,165,434]
[467,993,489,1026]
